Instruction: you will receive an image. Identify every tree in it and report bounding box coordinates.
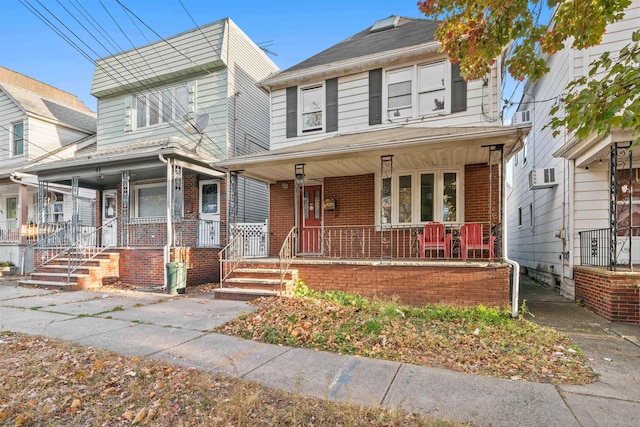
[418,0,640,144]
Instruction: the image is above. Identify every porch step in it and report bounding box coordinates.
[17,279,80,291]
[225,277,282,287]
[220,260,298,299]
[213,287,279,302]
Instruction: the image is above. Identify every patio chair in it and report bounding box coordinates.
[418,222,450,259]
[460,223,495,261]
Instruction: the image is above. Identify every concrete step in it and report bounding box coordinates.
[233,268,297,275]
[213,287,279,302]
[17,279,79,291]
[225,278,281,288]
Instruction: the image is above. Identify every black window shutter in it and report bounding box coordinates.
[369,69,382,125]
[326,78,338,132]
[451,63,467,113]
[286,86,297,138]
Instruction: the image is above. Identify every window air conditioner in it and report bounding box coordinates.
[512,110,532,125]
[529,168,558,189]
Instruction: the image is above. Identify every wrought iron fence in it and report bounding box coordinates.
[579,228,611,268]
[297,222,498,261]
[124,217,224,247]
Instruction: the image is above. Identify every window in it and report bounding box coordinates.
[385,61,462,121]
[135,85,189,130]
[381,170,461,224]
[201,182,219,214]
[135,183,166,218]
[11,122,24,156]
[522,138,528,165]
[518,207,522,227]
[301,85,323,132]
[615,167,640,236]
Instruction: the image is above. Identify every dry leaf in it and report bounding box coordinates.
[70,398,81,410]
[132,408,147,425]
[103,387,116,394]
[27,399,37,407]
[122,410,134,421]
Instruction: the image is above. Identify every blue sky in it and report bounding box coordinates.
[0,0,428,111]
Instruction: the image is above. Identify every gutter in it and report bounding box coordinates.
[158,154,170,289]
[502,148,520,318]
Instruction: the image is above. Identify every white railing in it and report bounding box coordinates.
[279,226,297,292]
[218,228,245,285]
[297,222,498,261]
[66,218,117,278]
[0,219,19,243]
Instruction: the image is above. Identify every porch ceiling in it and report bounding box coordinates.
[215,125,529,182]
[553,128,637,167]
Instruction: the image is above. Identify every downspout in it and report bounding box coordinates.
[159,154,170,288]
[504,147,521,318]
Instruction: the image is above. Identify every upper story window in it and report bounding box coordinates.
[386,61,451,121]
[135,86,189,129]
[301,85,323,132]
[11,121,24,156]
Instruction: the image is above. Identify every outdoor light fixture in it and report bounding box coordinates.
[295,164,305,180]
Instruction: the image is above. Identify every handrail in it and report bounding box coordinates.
[66,218,118,281]
[279,226,297,293]
[21,222,72,274]
[218,228,245,286]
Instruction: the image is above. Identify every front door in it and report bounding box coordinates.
[299,185,322,254]
[102,190,117,247]
[199,180,220,246]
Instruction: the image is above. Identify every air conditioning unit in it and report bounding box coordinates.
[512,110,532,125]
[529,168,558,189]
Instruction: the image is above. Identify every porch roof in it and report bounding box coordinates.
[214,125,529,183]
[553,128,637,167]
[19,137,224,188]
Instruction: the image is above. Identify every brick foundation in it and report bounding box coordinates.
[575,267,640,324]
[116,247,220,288]
[294,262,510,307]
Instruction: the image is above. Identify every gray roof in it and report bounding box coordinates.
[283,17,438,74]
[0,82,96,133]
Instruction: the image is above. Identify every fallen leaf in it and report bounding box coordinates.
[132,408,147,424]
[122,410,134,421]
[103,387,116,394]
[70,398,81,410]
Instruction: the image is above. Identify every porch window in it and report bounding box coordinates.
[11,122,24,156]
[135,85,190,130]
[382,170,460,224]
[301,85,323,132]
[616,168,640,236]
[6,197,17,220]
[135,184,167,218]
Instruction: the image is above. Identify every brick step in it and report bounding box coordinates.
[30,272,86,282]
[40,265,92,275]
[213,287,279,302]
[233,268,296,275]
[224,277,281,290]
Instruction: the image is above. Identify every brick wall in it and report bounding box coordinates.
[269,180,296,256]
[116,247,220,288]
[294,262,511,307]
[575,267,640,324]
[464,163,500,226]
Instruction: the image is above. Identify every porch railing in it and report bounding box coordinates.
[0,219,19,243]
[66,218,117,279]
[297,222,498,261]
[21,222,72,274]
[579,228,611,267]
[125,217,223,247]
[279,226,297,292]
[218,228,245,285]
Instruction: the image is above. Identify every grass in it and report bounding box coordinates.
[215,282,597,385]
[0,331,458,426]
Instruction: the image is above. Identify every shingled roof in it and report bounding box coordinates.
[283,16,438,74]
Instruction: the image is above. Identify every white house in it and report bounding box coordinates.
[508,0,640,323]
[0,66,96,268]
[21,18,279,289]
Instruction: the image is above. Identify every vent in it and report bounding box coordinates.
[370,16,399,33]
[529,168,558,189]
[512,110,532,125]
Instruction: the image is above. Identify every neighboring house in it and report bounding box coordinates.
[0,67,96,269]
[20,18,278,289]
[215,16,529,307]
[507,0,640,323]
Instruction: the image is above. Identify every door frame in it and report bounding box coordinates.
[102,190,118,247]
[297,182,324,254]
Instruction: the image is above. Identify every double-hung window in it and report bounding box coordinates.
[134,183,167,218]
[135,85,189,130]
[11,122,24,156]
[382,170,461,225]
[385,60,463,121]
[300,85,323,132]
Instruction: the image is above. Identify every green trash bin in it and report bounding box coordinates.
[166,262,187,295]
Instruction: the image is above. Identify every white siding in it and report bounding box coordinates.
[0,89,26,166]
[270,58,501,151]
[507,0,640,294]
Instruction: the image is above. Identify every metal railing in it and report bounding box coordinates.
[579,228,612,268]
[125,217,223,247]
[297,222,498,261]
[21,222,72,274]
[0,219,19,243]
[66,218,117,279]
[218,228,246,285]
[279,226,297,292]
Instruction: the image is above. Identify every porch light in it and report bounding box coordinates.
[295,164,305,180]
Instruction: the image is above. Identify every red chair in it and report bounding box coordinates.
[460,223,495,261]
[418,222,450,259]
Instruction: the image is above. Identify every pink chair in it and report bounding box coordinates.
[418,222,450,259]
[460,223,495,261]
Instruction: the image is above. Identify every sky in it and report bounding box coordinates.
[0,0,430,111]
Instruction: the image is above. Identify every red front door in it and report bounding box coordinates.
[299,185,322,253]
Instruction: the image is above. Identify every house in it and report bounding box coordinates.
[507,0,640,323]
[19,18,278,289]
[215,16,529,308]
[0,67,96,271]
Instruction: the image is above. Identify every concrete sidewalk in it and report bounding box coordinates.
[1,276,638,426]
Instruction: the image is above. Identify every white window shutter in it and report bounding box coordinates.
[124,95,134,132]
[188,81,197,113]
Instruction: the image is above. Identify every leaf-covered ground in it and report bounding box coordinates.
[216,293,597,385]
[0,331,458,426]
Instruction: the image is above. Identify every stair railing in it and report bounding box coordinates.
[21,222,72,275]
[65,218,117,283]
[279,226,297,294]
[218,228,246,286]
